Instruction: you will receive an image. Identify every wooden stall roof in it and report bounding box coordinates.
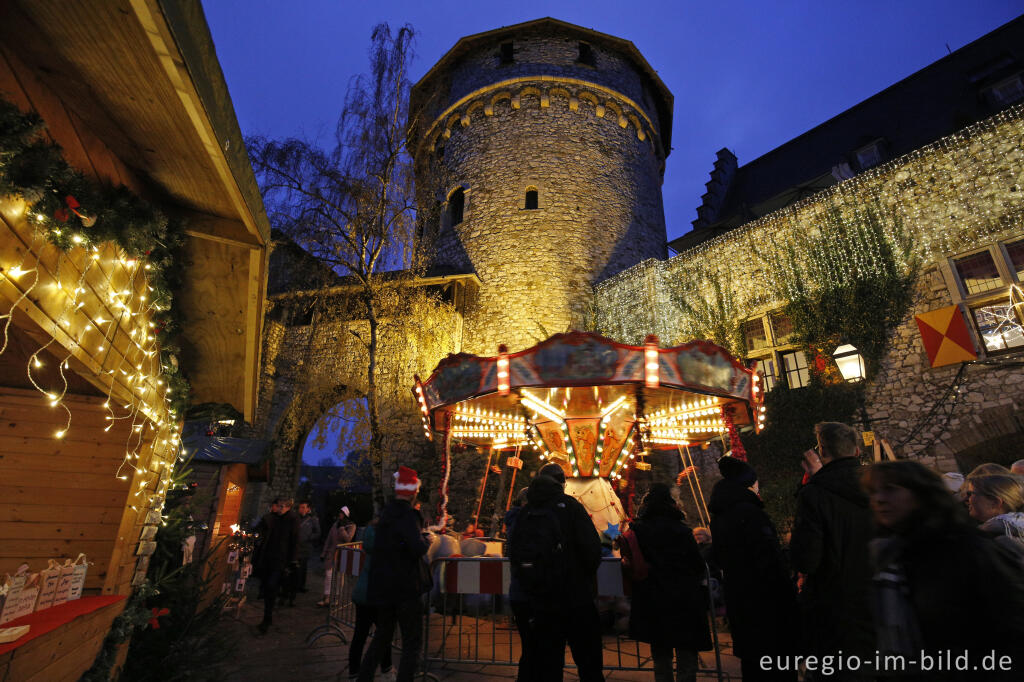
[0,0,270,421]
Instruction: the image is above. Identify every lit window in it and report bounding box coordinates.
[754,357,778,392]
[971,303,1024,352]
[954,251,1002,295]
[448,188,465,226]
[782,351,810,389]
[525,189,538,210]
[1006,240,1024,281]
[743,319,769,352]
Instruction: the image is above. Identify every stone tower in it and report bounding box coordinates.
[410,18,673,353]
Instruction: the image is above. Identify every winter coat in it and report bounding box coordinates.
[253,509,300,578]
[709,479,798,662]
[790,456,874,657]
[321,518,357,560]
[628,500,712,650]
[297,512,321,559]
[513,474,603,607]
[979,512,1024,566]
[870,524,1024,680]
[503,505,526,603]
[363,498,431,606]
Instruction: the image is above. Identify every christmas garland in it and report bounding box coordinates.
[0,97,190,413]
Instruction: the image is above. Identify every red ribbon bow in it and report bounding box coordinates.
[148,607,170,629]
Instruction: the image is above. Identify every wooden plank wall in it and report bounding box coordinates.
[0,600,125,682]
[0,388,141,593]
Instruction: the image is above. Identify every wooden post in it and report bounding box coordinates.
[473,447,493,529]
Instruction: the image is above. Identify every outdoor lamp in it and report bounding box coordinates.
[833,344,866,382]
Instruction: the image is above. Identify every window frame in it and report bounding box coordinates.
[944,236,1024,358]
[744,309,807,392]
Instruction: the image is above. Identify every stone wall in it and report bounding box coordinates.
[596,104,1024,462]
[414,30,671,354]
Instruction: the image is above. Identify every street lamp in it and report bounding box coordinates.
[833,344,866,382]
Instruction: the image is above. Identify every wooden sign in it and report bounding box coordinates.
[506,456,523,470]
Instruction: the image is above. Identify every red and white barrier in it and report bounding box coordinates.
[437,556,625,597]
[337,546,365,576]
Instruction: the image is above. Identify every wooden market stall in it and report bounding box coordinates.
[0,1,269,679]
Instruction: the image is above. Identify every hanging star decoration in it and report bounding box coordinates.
[603,522,621,540]
[148,607,170,629]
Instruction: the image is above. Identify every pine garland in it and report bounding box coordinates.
[0,96,190,413]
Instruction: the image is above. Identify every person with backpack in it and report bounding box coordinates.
[356,466,432,682]
[507,462,604,682]
[627,483,711,682]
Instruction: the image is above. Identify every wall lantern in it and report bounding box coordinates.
[833,344,866,382]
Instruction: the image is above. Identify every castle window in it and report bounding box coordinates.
[448,188,465,226]
[744,310,804,392]
[525,189,538,210]
[500,42,514,65]
[947,238,1024,354]
[577,42,596,67]
[854,140,885,170]
[986,73,1024,108]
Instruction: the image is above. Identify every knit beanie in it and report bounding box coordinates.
[718,456,757,488]
[538,462,567,485]
[394,466,421,499]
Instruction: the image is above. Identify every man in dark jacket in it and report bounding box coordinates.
[508,462,604,682]
[358,466,431,682]
[710,457,797,681]
[253,496,300,635]
[790,422,874,679]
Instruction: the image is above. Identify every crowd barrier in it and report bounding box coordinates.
[308,542,733,680]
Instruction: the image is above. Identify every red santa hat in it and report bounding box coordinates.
[393,466,421,498]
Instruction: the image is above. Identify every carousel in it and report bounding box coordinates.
[413,332,766,535]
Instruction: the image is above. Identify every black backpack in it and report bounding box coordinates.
[508,500,569,604]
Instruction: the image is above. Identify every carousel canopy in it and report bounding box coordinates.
[414,332,765,479]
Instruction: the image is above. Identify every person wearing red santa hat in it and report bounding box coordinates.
[355,466,432,682]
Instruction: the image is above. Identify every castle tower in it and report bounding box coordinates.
[410,18,673,353]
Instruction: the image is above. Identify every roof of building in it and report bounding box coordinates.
[411,17,674,153]
[669,13,1024,253]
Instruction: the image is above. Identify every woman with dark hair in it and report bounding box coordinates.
[709,456,798,681]
[628,483,711,682]
[863,461,1024,679]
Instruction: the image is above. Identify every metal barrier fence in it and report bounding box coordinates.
[308,544,735,680]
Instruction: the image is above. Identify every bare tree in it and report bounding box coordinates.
[249,24,431,503]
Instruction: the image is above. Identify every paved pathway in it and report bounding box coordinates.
[216,563,741,681]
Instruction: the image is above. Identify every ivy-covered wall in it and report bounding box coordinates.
[596,104,1024,467]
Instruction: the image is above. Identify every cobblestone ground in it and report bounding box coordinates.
[216,562,741,681]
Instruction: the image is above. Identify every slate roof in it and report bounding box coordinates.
[670,14,1024,253]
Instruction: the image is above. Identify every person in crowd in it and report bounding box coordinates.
[252,496,299,635]
[709,457,797,681]
[295,500,320,595]
[507,462,603,682]
[504,487,533,680]
[628,482,710,682]
[790,422,873,680]
[348,514,393,680]
[941,471,965,495]
[276,498,301,607]
[318,506,356,607]
[863,461,1024,679]
[965,474,1024,563]
[967,462,1011,478]
[357,466,431,682]
[1011,459,1024,476]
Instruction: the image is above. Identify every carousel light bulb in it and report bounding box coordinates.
[55,430,66,438]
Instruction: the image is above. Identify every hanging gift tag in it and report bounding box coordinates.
[227,550,238,565]
[52,560,75,607]
[34,560,61,611]
[234,578,246,592]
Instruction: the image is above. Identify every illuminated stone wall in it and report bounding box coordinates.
[414,30,670,354]
[596,105,1024,464]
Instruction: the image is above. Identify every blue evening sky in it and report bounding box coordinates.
[203,2,1020,465]
[204,1,1021,246]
